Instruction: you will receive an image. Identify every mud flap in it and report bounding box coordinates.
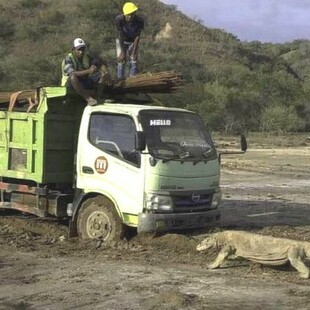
[68,219,78,237]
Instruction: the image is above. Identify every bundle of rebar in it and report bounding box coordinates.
[111,71,183,93]
[0,71,183,106]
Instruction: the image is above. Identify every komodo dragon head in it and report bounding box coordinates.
[196,235,217,251]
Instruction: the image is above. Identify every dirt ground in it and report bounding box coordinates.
[1,133,310,310]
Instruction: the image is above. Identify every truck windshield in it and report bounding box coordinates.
[139,110,217,162]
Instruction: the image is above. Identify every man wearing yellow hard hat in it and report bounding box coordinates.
[115,2,144,79]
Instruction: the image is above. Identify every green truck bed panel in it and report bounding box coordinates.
[0,87,84,184]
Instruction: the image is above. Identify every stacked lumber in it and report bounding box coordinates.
[111,71,183,93]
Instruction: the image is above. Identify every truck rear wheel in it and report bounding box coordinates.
[77,196,126,241]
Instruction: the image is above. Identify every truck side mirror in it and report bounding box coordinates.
[135,131,146,151]
[241,134,247,152]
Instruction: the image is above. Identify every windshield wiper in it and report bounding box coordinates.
[162,153,191,163]
[161,151,204,164]
[191,148,215,165]
[150,153,174,163]
[179,152,200,164]
[203,148,213,157]
[179,151,190,159]
[152,150,213,164]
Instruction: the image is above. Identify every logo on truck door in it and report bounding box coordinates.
[95,156,108,174]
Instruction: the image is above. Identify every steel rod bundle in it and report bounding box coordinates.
[111,71,183,93]
[0,71,183,106]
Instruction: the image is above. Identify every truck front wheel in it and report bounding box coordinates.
[77,196,125,241]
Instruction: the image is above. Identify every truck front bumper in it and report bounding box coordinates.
[137,210,220,233]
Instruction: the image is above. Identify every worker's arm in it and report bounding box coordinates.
[130,34,141,61]
[73,65,97,77]
[115,15,127,62]
[131,16,144,61]
[118,31,126,62]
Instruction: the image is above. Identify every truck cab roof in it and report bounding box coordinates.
[0,87,188,114]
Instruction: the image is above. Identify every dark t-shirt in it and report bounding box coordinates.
[115,14,144,42]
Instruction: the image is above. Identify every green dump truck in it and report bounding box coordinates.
[0,87,246,240]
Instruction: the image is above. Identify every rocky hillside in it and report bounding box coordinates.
[1,0,309,132]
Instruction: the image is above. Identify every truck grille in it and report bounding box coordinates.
[173,193,212,213]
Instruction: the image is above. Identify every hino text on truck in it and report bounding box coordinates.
[0,74,247,241]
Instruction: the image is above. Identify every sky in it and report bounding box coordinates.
[160,0,310,43]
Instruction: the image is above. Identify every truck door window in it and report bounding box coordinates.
[89,113,140,166]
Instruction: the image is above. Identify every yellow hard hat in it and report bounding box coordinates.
[123,2,138,15]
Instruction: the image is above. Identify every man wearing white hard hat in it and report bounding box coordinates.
[61,38,111,105]
[115,2,144,79]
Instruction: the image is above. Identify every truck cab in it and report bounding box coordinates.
[73,102,222,240]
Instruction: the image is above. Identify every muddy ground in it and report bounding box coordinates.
[1,134,310,310]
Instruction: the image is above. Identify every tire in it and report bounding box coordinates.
[77,196,126,241]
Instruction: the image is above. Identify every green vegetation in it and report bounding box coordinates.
[1,0,310,133]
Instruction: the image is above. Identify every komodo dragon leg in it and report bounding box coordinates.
[208,245,234,269]
[288,247,310,279]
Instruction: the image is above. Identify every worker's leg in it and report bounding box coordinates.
[117,61,125,80]
[68,74,97,105]
[128,43,138,76]
[129,58,138,77]
[116,38,125,79]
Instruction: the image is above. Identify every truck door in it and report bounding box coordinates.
[77,112,144,218]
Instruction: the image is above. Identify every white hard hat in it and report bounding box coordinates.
[73,38,86,49]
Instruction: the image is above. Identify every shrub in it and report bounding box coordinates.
[20,0,42,9]
[260,105,305,133]
[0,16,15,40]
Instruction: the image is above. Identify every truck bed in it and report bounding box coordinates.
[0,87,84,184]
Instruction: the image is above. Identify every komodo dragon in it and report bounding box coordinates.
[196,230,310,279]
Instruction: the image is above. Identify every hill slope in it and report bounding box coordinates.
[0,0,309,132]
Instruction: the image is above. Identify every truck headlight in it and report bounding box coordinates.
[211,190,222,209]
[145,193,173,212]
